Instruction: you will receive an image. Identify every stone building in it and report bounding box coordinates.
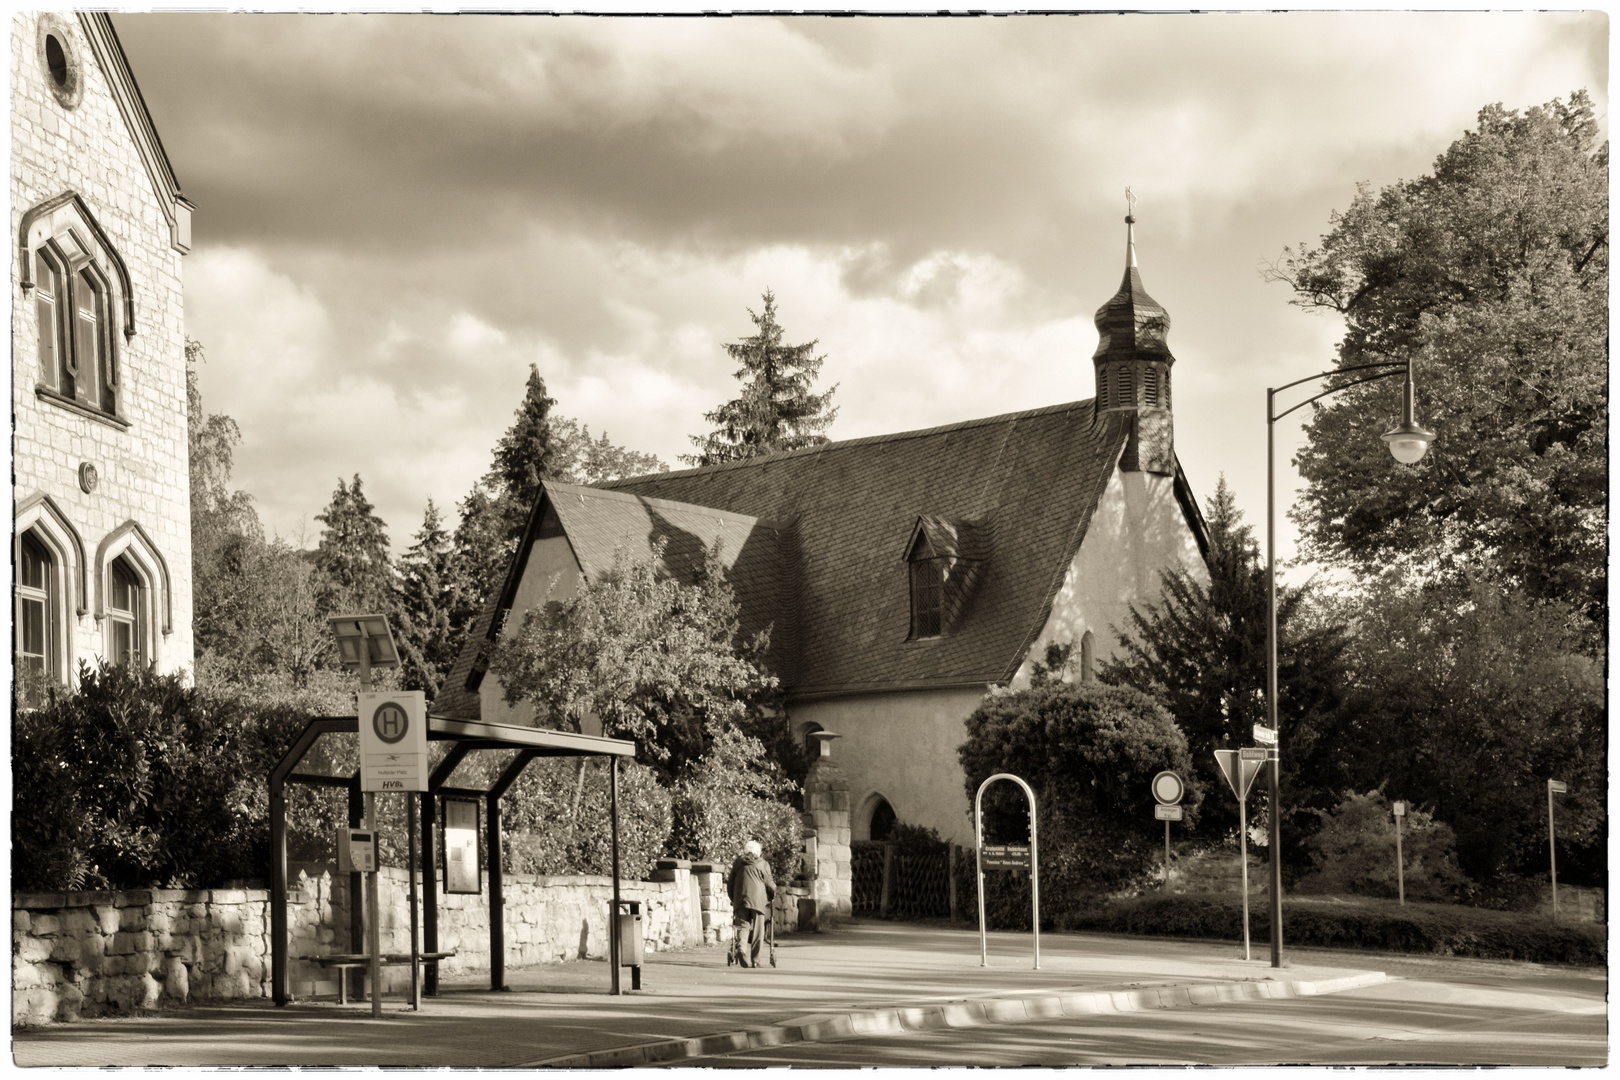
[12,13,195,694]
[436,214,1209,846]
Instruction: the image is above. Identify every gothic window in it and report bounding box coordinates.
[908,538,944,639]
[107,555,146,667]
[36,240,116,414]
[16,531,58,703]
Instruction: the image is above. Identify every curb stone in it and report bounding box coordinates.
[522,970,1388,1067]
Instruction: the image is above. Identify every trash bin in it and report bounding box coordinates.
[614,900,644,989]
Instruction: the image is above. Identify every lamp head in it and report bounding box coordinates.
[1381,418,1435,464]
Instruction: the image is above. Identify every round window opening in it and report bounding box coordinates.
[36,17,82,109]
[45,35,67,87]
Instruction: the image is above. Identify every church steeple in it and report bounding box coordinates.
[1093,190,1176,475]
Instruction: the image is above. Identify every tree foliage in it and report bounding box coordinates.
[501,757,673,882]
[685,289,838,466]
[958,682,1199,896]
[488,539,778,779]
[1296,788,1470,902]
[1307,576,1604,900]
[1268,91,1607,632]
[395,500,460,696]
[12,663,314,891]
[313,474,394,615]
[1101,477,1350,838]
[668,727,802,875]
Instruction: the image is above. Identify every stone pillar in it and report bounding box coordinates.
[803,751,852,921]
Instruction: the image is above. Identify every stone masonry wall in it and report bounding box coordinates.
[15,862,779,1024]
[12,11,195,676]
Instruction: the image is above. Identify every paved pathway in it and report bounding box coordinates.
[14,921,1386,1068]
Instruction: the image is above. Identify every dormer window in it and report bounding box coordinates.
[909,538,944,639]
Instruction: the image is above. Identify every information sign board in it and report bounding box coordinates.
[981,843,1032,871]
[1548,779,1568,794]
[357,691,429,792]
[1214,749,1264,801]
[444,798,480,894]
[1154,804,1184,822]
[1392,800,1407,817]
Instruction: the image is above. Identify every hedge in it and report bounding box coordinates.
[1055,893,1605,966]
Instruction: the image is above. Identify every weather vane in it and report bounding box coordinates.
[1126,186,1137,220]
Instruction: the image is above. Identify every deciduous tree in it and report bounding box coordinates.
[1267,91,1607,634]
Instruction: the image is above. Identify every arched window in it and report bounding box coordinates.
[1096,367,1109,408]
[1116,365,1134,408]
[106,555,146,667]
[868,798,896,843]
[16,531,58,703]
[1143,366,1160,407]
[1080,630,1096,683]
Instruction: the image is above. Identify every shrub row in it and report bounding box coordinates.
[1055,893,1605,966]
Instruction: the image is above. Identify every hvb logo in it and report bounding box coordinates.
[372,702,409,744]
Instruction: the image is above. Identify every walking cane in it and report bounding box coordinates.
[769,914,777,968]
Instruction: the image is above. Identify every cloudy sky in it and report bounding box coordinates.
[112,11,1606,573]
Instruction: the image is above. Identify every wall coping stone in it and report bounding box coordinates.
[656,858,692,870]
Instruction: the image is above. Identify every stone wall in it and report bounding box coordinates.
[16,860,795,1025]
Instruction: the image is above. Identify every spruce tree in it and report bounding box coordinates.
[397,499,459,695]
[684,289,838,466]
[313,474,394,615]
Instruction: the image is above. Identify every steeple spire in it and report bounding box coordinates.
[1092,192,1177,475]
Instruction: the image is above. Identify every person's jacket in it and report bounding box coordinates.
[728,853,775,916]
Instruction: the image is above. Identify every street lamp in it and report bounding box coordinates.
[1264,354,1434,969]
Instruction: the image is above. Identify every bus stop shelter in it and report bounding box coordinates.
[269,714,637,1006]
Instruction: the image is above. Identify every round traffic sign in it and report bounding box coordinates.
[1151,770,1184,806]
[372,701,410,744]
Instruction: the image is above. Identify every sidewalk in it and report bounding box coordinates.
[13,921,1385,1068]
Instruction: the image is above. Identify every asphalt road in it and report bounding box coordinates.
[679,948,1608,1067]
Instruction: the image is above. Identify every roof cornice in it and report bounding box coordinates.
[77,14,192,254]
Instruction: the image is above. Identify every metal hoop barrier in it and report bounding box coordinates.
[974,772,1040,970]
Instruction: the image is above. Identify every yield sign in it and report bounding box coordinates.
[1214,749,1265,801]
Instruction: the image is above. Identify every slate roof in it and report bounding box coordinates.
[435,397,1212,718]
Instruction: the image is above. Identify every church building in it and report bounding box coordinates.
[435,213,1210,844]
[12,13,195,697]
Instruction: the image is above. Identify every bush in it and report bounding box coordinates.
[958,682,1201,902]
[501,756,672,881]
[1058,893,1605,965]
[668,728,801,877]
[13,662,311,891]
[1297,789,1470,901]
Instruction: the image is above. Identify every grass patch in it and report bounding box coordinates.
[1055,892,1605,965]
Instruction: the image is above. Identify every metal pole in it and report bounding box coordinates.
[1394,809,1405,907]
[975,794,987,967]
[422,792,437,996]
[1164,820,1171,893]
[1548,782,1559,921]
[270,768,288,1005]
[1029,798,1040,972]
[358,638,381,1017]
[1238,797,1250,961]
[488,791,504,991]
[1265,389,1284,969]
[408,789,420,1010]
[609,757,623,995]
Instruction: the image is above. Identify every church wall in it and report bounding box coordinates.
[1012,454,1208,687]
[786,686,990,846]
[478,532,581,727]
[11,13,193,678]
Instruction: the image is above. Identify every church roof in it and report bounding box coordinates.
[435,398,1220,720]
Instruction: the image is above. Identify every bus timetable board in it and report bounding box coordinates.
[981,844,1032,871]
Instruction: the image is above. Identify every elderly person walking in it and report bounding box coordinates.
[727,839,776,968]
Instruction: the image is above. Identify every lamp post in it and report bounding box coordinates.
[1265,355,1434,969]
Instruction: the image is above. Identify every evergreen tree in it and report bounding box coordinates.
[1100,477,1350,841]
[313,474,394,614]
[488,364,559,528]
[684,289,838,466]
[396,499,459,696]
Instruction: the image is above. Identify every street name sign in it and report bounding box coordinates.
[1154,804,1184,822]
[1239,747,1269,761]
[1252,724,1278,746]
[981,844,1032,871]
[357,691,429,792]
[1548,779,1568,793]
[1214,750,1265,801]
